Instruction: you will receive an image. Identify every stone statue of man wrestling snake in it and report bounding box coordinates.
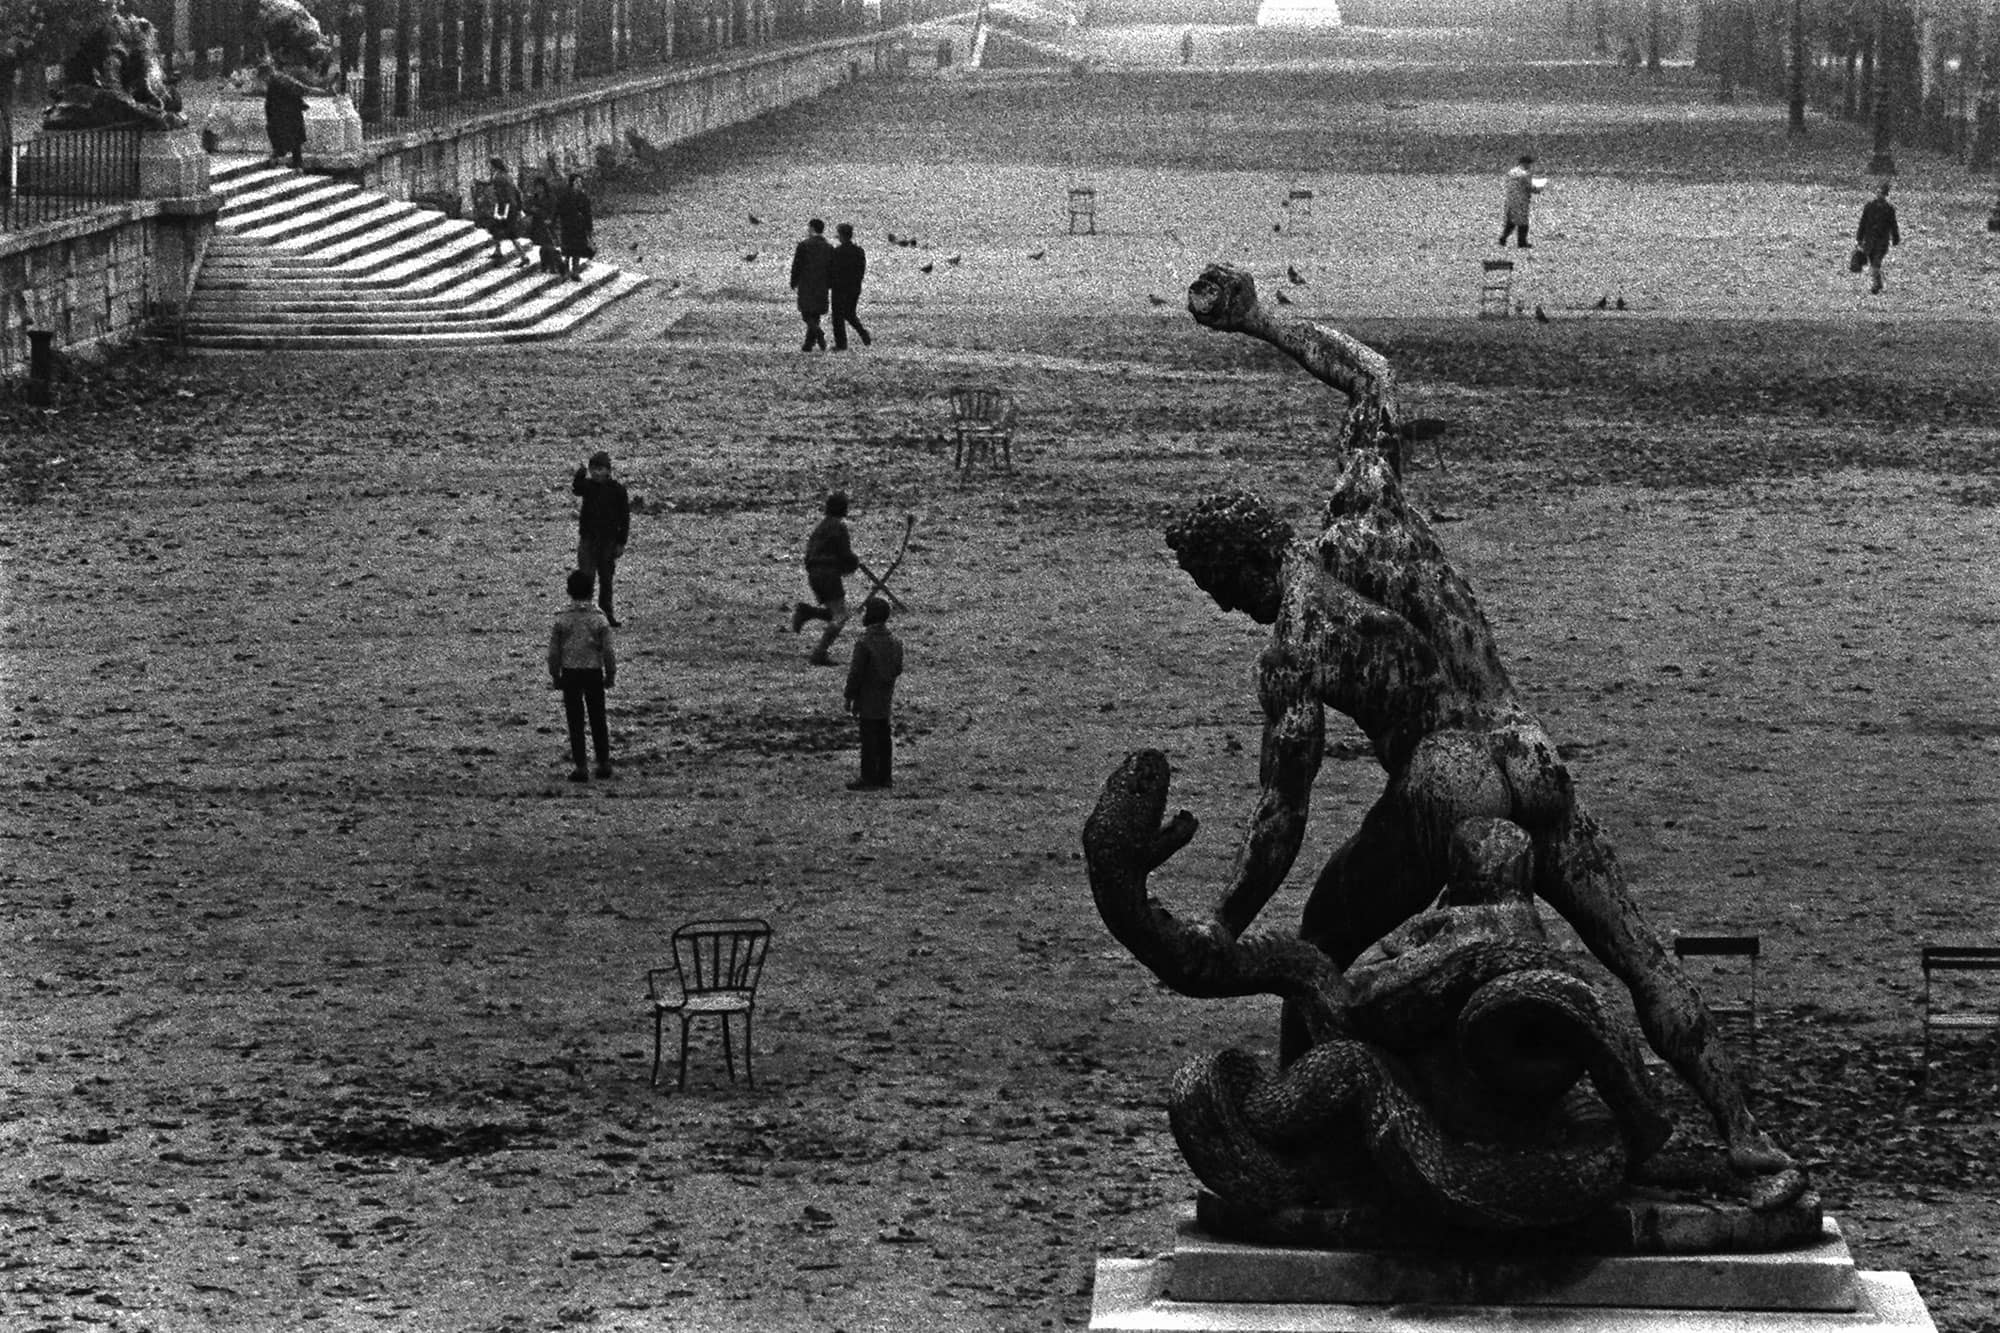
[1080,262,1801,1231]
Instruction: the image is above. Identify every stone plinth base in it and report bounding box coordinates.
[138,129,210,198]
[1089,1211,1937,1333]
[202,93,365,171]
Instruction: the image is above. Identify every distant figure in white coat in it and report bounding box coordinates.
[1498,154,1544,249]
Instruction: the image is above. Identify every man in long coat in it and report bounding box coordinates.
[790,218,834,352]
[828,222,872,351]
[1855,181,1901,295]
[261,61,309,169]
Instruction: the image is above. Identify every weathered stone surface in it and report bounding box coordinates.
[1166,1209,1856,1310]
[202,94,365,169]
[1194,1185,1828,1256]
[1091,1250,1939,1332]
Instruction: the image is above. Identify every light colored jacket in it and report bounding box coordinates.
[548,601,615,681]
[1503,166,1540,224]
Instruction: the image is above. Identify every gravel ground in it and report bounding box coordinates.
[3,19,1998,1333]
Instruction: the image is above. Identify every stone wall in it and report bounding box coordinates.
[0,198,218,377]
[358,30,903,202]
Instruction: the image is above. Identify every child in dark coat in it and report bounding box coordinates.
[548,568,617,782]
[790,490,858,665]
[843,597,903,790]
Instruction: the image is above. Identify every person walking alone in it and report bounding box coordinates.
[790,217,834,352]
[261,58,308,169]
[829,222,872,352]
[572,451,630,627]
[1498,154,1543,249]
[1855,181,1901,295]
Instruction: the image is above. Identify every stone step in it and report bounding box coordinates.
[189,163,648,348]
[189,271,606,323]
[183,272,648,348]
[188,263,550,312]
[222,179,371,228]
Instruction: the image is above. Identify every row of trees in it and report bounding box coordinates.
[1573,0,2000,170]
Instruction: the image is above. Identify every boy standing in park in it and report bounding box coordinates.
[572,451,629,627]
[548,569,617,782]
[790,491,859,665]
[844,597,904,790]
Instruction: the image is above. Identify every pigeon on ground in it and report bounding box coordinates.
[1146,293,1169,306]
[1028,249,1046,260]
[1274,289,1294,305]
[886,233,899,244]
[1594,294,1608,310]
[919,261,934,273]
[1286,264,1306,285]
[946,254,961,266]
[1614,296,1628,311]
[1534,305,1550,323]
[748,213,762,225]
[742,251,758,262]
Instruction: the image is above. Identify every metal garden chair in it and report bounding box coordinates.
[647,918,772,1091]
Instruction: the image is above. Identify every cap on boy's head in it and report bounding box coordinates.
[862,597,890,625]
[1518,154,1535,165]
[589,450,612,469]
[809,217,825,234]
[566,568,594,601]
[825,490,849,517]
[836,222,854,240]
[489,157,507,172]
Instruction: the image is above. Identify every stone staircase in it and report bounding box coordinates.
[184,158,649,350]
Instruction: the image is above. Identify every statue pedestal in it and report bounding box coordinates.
[202,92,366,171]
[1090,1206,1938,1332]
[138,129,210,198]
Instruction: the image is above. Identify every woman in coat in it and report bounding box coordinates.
[555,175,595,282]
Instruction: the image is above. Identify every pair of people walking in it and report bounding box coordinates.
[546,452,630,783]
[790,218,872,352]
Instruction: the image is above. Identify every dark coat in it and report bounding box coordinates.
[829,241,867,299]
[804,514,857,575]
[556,188,594,257]
[791,233,834,315]
[845,625,904,720]
[489,175,525,239]
[1856,197,1900,260]
[263,69,308,155]
[572,468,630,546]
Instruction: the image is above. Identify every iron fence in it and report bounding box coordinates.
[2,127,144,232]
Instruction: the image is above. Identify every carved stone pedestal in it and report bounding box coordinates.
[1089,1206,1937,1332]
[201,93,365,171]
[138,129,210,197]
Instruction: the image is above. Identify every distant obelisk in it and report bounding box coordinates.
[1256,0,1343,26]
